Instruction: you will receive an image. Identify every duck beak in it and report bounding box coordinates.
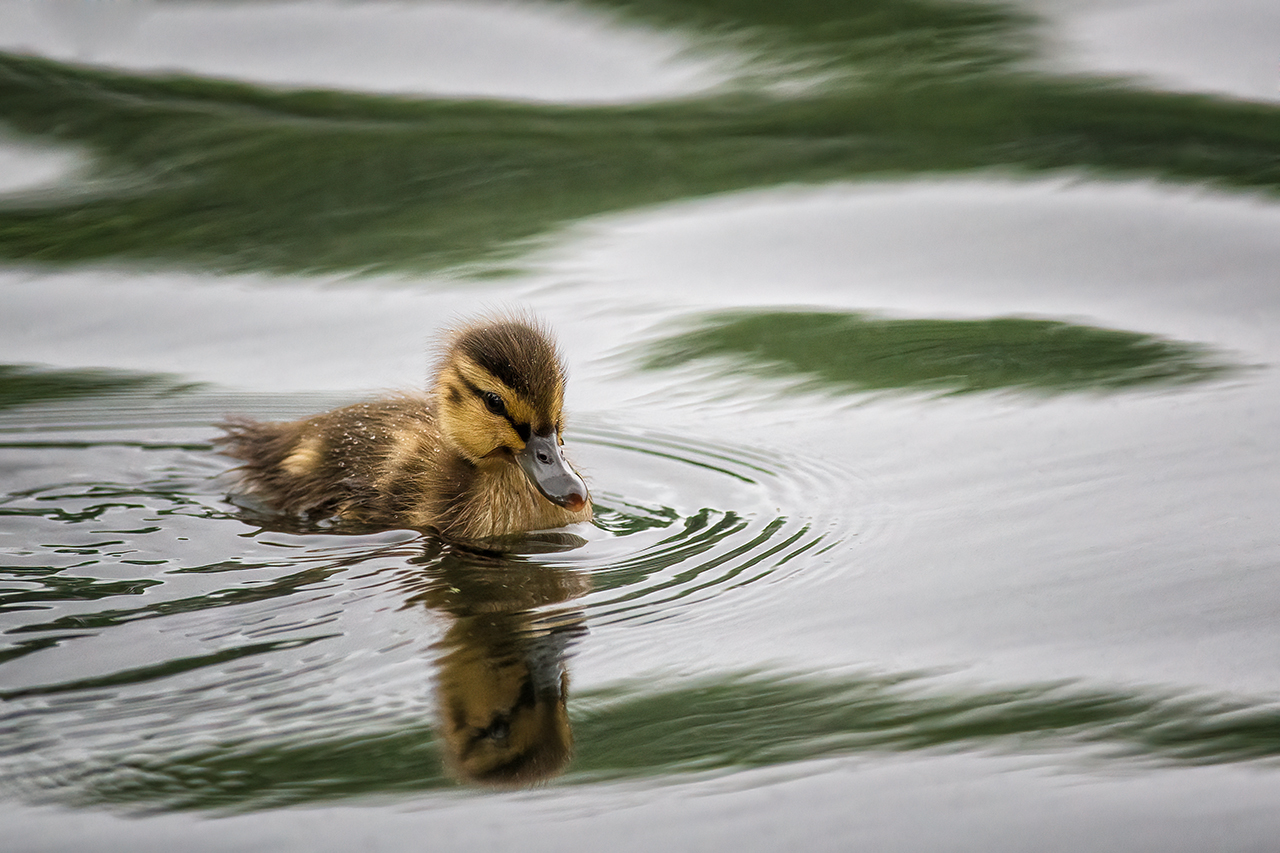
[517,432,588,513]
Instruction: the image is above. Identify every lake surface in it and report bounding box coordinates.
[2,1,1279,850]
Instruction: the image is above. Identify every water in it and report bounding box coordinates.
[2,1,1280,850]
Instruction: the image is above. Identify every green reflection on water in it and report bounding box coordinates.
[50,669,1280,812]
[0,365,195,410]
[595,0,1037,75]
[641,310,1234,395]
[571,671,1280,775]
[54,726,450,813]
[0,0,1277,274]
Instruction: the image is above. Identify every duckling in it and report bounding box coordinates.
[216,316,592,540]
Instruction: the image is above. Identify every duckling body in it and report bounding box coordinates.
[217,317,591,540]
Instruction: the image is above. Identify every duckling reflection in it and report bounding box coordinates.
[403,535,589,786]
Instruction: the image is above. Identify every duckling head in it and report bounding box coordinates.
[434,317,589,513]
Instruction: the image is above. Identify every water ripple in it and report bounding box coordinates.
[11,396,1272,813]
[559,423,866,626]
[0,398,872,808]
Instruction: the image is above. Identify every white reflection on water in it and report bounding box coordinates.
[0,134,84,196]
[544,179,1280,361]
[1028,0,1280,102]
[2,0,729,102]
[26,0,153,56]
[5,180,1277,392]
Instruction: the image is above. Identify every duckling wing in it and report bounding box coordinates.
[216,396,440,524]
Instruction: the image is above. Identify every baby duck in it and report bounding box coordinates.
[217,316,592,540]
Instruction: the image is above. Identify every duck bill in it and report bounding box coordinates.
[517,432,588,513]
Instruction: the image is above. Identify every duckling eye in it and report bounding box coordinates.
[485,716,510,745]
[481,391,506,416]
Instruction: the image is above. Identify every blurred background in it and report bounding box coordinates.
[1,1,1279,850]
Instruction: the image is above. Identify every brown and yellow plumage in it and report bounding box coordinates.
[216,316,592,540]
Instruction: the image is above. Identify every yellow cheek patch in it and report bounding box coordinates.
[504,396,538,428]
[281,435,325,476]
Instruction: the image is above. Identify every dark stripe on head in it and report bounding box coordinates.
[453,320,562,411]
